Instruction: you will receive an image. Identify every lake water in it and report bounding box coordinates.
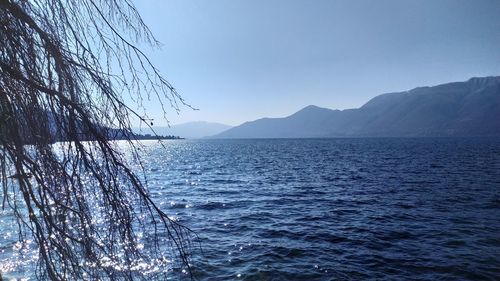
[143,138,500,280]
[2,138,500,280]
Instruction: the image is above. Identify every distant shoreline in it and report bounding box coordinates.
[131,134,184,140]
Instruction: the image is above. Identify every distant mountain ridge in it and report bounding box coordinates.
[215,76,500,138]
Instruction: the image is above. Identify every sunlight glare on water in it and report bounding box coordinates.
[1,138,500,280]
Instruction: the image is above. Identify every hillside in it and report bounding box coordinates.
[215,76,500,138]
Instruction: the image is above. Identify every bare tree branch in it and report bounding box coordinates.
[0,0,195,279]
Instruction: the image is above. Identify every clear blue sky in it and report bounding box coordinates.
[132,0,500,126]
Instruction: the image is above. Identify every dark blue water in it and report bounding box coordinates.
[1,138,500,280]
[139,138,500,280]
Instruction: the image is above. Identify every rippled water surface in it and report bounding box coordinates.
[2,138,500,280]
[139,138,500,280]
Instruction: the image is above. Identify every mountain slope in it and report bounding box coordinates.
[215,76,500,138]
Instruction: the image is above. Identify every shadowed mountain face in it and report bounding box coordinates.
[216,76,500,138]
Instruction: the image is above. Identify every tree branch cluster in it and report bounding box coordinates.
[0,0,193,279]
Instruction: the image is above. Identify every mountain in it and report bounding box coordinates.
[215,76,500,138]
[136,121,232,139]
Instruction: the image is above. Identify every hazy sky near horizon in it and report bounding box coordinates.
[132,0,500,126]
